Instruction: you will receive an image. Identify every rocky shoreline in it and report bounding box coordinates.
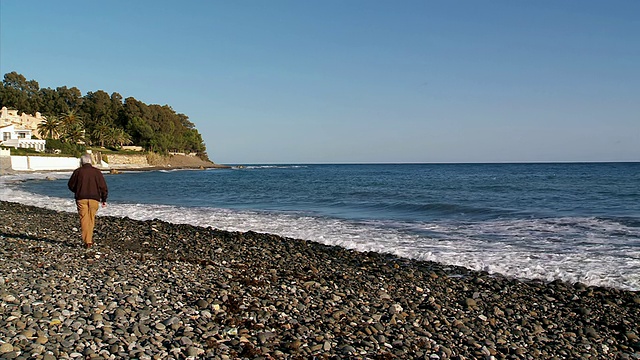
[0,201,638,359]
[110,153,230,172]
[107,164,230,174]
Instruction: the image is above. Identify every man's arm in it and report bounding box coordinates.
[97,171,108,204]
[68,169,78,193]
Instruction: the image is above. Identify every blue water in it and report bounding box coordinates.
[3,163,640,290]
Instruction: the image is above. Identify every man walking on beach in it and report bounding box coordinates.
[68,153,108,249]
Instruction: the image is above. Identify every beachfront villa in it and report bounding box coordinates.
[0,106,47,152]
[0,124,46,152]
[0,106,45,136]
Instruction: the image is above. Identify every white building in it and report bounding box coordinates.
[0,124,46,152]
[0,106,46,138]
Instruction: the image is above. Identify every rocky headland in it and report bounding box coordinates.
[0,201,638,359]
[107,154,229,171]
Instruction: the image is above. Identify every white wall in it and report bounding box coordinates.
[10,156,81,171]
[10,156,29,170]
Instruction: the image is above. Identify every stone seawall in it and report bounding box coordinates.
[106,154,150,168]
[108,153,225,169]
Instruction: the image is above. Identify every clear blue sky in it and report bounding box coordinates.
[1,1,638,164]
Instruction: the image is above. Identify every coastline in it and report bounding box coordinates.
[1,201,639,358]
[0,153,231,174]
[107,163,231,172]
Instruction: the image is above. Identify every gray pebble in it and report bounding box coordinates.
[0,201,638,359]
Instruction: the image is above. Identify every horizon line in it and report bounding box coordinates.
[219,160,640,166]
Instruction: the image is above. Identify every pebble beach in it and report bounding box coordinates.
[0,200,638,359]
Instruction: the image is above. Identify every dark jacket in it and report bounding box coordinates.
[68,164,108,202]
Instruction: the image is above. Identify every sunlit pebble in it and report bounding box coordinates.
[0,200,638,358]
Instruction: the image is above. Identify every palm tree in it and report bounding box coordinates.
[59,110,84,142]
[61,123,86,144]
[37,115,61,139]
[114,128,133,148]
[91,121,111,147]
[60,109,83,129]
[104,127,132,149]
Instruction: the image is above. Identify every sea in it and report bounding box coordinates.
[1,163,639,291]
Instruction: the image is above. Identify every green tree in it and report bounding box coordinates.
[2,72,212,160]
[91,121,111,147]
[2,72,41,114]
[37,115,61,139]
[126,116,154,148]
[60,109,83,128]
[103,127,131,149]
[61,123,85,144]
[56,86,83,110]
[82,90,113,131]
[0,72,31,113]
[46,139,86,157]
[59,110,84,143]
[110,92,124,126]
[183,129,206,154]
[113,127,132,148]
[38,88,64,117]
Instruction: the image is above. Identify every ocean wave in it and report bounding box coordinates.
[597,216,640,229]
[329,200,526,221]
[1,177,638,291]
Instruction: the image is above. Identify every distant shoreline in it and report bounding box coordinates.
[108,163,231,172]
[0,152,232,174]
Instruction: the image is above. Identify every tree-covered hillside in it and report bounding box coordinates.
[0,72,208,159]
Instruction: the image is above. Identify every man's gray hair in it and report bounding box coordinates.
[80,154,93,165]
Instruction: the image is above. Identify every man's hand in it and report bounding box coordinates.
[102,202,107,208]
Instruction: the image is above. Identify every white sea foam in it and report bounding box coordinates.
[1,172,638,291]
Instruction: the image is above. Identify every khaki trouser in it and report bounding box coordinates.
[76,199,100,246]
